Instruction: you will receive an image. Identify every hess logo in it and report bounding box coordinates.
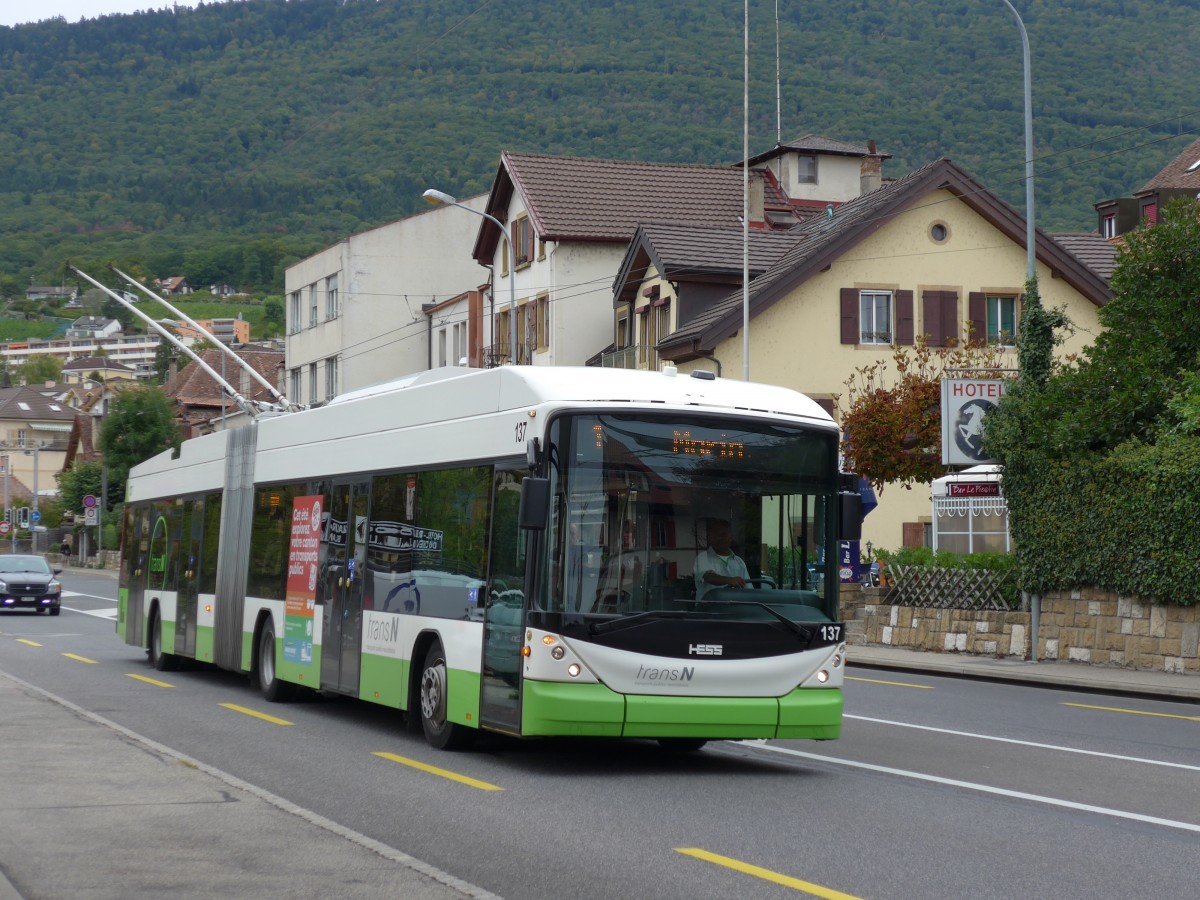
[688,643,723,656]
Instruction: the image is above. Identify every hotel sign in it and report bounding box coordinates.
[941,378,1009,466]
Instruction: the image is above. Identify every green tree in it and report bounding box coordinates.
[984,199,1200,597]
[19,354,63,385]
[57,459,120,512]
[99,385,181,498]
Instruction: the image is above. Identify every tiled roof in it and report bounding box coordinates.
[1050,233,1119,284]
[771,133,888,158]
[63,357,135,372]
[660,157,1112,355]
[501,152,783,242]
[632,223,802,277]
[1140,136,1200,192]
[163,348,284,409]
[0,386,79,422]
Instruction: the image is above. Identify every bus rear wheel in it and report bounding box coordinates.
[419,642,474,750]
[257,620,294,702]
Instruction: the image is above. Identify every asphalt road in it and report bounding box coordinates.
[2,570,1197,899]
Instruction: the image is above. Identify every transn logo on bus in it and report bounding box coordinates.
[688,643,723,656]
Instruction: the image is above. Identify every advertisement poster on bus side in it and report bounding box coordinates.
[284,495,323,665]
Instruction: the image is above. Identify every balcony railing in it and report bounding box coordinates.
[483,341,535,368]
[598,346,638,369]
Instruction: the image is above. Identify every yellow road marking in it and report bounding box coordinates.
[676,848,863,899]
[220,703,294,726]
[373,751,504,792]
[127,673,174,688]
[62,653,97,664]
[1064,702,1200,723]
[16,638,41,647]
[846,675,933,689]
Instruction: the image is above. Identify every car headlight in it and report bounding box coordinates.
[0,580,7,592]
[48,580,61,593]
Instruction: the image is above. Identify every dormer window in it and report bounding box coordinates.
[1101,214,1117,239]
[796,154,818,184]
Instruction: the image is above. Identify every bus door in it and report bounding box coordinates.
[123,507,149,647]
[320,480,369,695]
[480,469,530,734]
[174,497,202,659]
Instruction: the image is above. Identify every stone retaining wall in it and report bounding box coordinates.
[844,585,1200,675]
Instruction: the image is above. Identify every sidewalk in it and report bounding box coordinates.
[0,672,498,900]
[849,643,1200,701]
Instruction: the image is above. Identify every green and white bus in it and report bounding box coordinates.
[118,366,860,750]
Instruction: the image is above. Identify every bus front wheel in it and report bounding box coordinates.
[419,642,474,750]
[149,609,178,671]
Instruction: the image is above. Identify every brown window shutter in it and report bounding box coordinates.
[922,290,944,346]
[895,290,914,345]
[840,288,859,344]
[941,291,959,346]
[968,292,986,343]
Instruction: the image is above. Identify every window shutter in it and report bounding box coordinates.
[895,290,914,345]
[922,291,944,346]
[941,291,960,346]
[968,293,986,343]
[840,288,859,344]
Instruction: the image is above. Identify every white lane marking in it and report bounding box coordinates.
[749,743,1200,835]
[846,714,1200,773]
[65,607,119,620]
[61,591,116,602]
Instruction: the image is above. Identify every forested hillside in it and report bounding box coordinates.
[1,0,1197,292]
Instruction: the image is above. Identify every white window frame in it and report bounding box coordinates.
[309,364,318,404]
[325,274,338,320]
[308,285,318,328]
[288,292,301,334]
[796,154,818,184]
[859,290,893,345]
[986,295,1018,347]
[325,356,338,401]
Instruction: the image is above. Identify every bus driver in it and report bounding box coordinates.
[693,518,749,601]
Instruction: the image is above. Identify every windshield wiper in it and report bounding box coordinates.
[693,599,811,641]
[589,609,692,636]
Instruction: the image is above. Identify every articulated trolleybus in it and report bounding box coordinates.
[119,366,861,750]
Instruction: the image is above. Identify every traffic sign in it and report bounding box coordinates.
[84,507,98,526]
[0,522,10,535]
[83,494,97,509]
[30,510,41,523]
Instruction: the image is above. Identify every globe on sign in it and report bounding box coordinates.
[954,399,995,462]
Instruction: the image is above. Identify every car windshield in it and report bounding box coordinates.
[539,413,840,622]
[0,557,52,575]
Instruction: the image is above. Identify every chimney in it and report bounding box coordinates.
[748,174,766,225]
[860,140,882,196]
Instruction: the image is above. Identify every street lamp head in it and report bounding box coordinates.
[422,189,458,206]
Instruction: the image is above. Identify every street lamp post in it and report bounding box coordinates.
[422,189,518,366]
[1000,0,1035,281]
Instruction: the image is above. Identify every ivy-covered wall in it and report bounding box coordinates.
[1004,436,1200,606]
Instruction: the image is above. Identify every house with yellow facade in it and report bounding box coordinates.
[615,157,1113,551]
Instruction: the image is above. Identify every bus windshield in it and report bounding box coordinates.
[539,413,841,622]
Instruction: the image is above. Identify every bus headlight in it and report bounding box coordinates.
[816,669,829,684]
[567,663,582,677]
[551,646,565,660]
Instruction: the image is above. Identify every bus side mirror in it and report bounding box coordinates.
[519,477,550,531]
[839,492,863,542]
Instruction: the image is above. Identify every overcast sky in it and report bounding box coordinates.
[2,1,205,28]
